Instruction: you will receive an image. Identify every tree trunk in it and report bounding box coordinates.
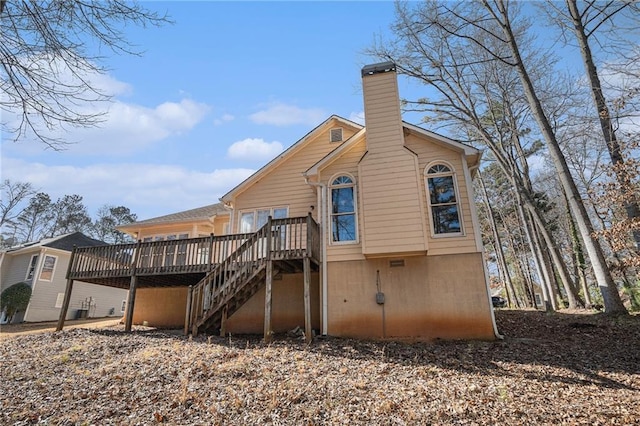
[566,0,640,249]
[478,172,517,306]
[491,0,627,315]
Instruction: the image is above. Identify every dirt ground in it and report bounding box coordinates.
[1,309,638,425]
[0,317,123,339]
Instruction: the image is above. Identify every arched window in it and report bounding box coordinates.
[330,174,358,243]
[425,163,462,235]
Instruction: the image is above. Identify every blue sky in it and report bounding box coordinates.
[3,1,421,220]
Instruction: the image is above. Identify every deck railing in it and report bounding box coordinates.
[68,232,253,279]
[67,215,321,281]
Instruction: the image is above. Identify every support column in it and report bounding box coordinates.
[184,285,193,336]
[124,275,138,332]
[220,305,228,337]
[55,278,74,331]
[303,256,312,343]
[125,240,142,332]
[264,260,273,343]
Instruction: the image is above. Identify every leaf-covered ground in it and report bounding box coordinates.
[1,310,638,425]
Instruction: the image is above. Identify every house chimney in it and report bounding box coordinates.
[358,62,427,256]
[361,62,404,153]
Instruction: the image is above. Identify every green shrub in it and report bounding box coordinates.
[1,282,32,321]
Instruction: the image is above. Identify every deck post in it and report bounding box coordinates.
[264,216,273,343]
[56,246,78,331]
[208,233,215,271]
[220,304,228,337]
[303,256,312,343]
[184,285,193,336]
[55,279,74,331]
[125,240,143,332]
[124,275,138,332]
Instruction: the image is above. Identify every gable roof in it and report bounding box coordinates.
[3,232,107,254]
[304,122,482,177]
[220,115,363,203]
[117,203,229,231]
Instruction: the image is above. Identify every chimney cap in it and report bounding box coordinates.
[361,61,396,77]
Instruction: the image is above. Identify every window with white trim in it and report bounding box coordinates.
[425,163,462,235]
[25,255,39,280]
[39,255,57,281]
[330,175,358,243]
[239,207,288,233]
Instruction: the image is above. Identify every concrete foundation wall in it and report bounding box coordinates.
[130,272,320,333]
[327,253,495,341]
[225,272,320,334]
[132,287,188,328]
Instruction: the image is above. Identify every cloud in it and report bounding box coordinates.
[249,102,326,126]
[1,157,254,219]
[349,111,365,125]
[2,58,210,156]
[214,113,235,126]
[227,138,284,162]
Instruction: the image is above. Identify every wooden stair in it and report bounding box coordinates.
[186,215,320,339]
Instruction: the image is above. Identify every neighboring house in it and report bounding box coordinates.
[0,232,129,324]
[60,62,500,341]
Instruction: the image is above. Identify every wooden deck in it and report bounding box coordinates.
[66,216,321,288]
[58,215,321,340]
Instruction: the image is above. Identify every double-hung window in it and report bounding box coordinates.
[39,255,57,281]
[330,175,358,243]
[425,163,462,235]
[239,207,288,233]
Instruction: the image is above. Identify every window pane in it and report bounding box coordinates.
[332,214,356,242]
[432,205,461,234]
[240,212,254,233]
[273,208,288,219]
[256,210,270,228]
[428,176,456,204]
[332,175,353,185]
[40,255,56,281]
[332,187,354,214]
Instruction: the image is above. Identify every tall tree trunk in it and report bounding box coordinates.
[524,202,584,309]
[478,172,517,306]
[490,0,627,314]
[565,190,592,308]
[566,0,640,249]
[518,198,555,311]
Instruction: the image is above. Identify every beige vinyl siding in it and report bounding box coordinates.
[361,72,404,152]
[405,133,479,255]
[213,216,230,235]
[320,139,367,262]
[136,222,214,241]
[358,147,427,256]
[232,119,359,230]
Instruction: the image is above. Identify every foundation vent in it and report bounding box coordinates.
[390,259,405,267]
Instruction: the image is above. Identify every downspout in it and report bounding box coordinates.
[304,176,328,335]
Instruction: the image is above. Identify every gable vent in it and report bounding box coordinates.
[330,127,343,143]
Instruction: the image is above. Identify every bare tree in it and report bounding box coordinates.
[90,205,137,244]
[371,0,625,313]
[0,1,169,149]
[544,0,640,248]
[0,180,34,227]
